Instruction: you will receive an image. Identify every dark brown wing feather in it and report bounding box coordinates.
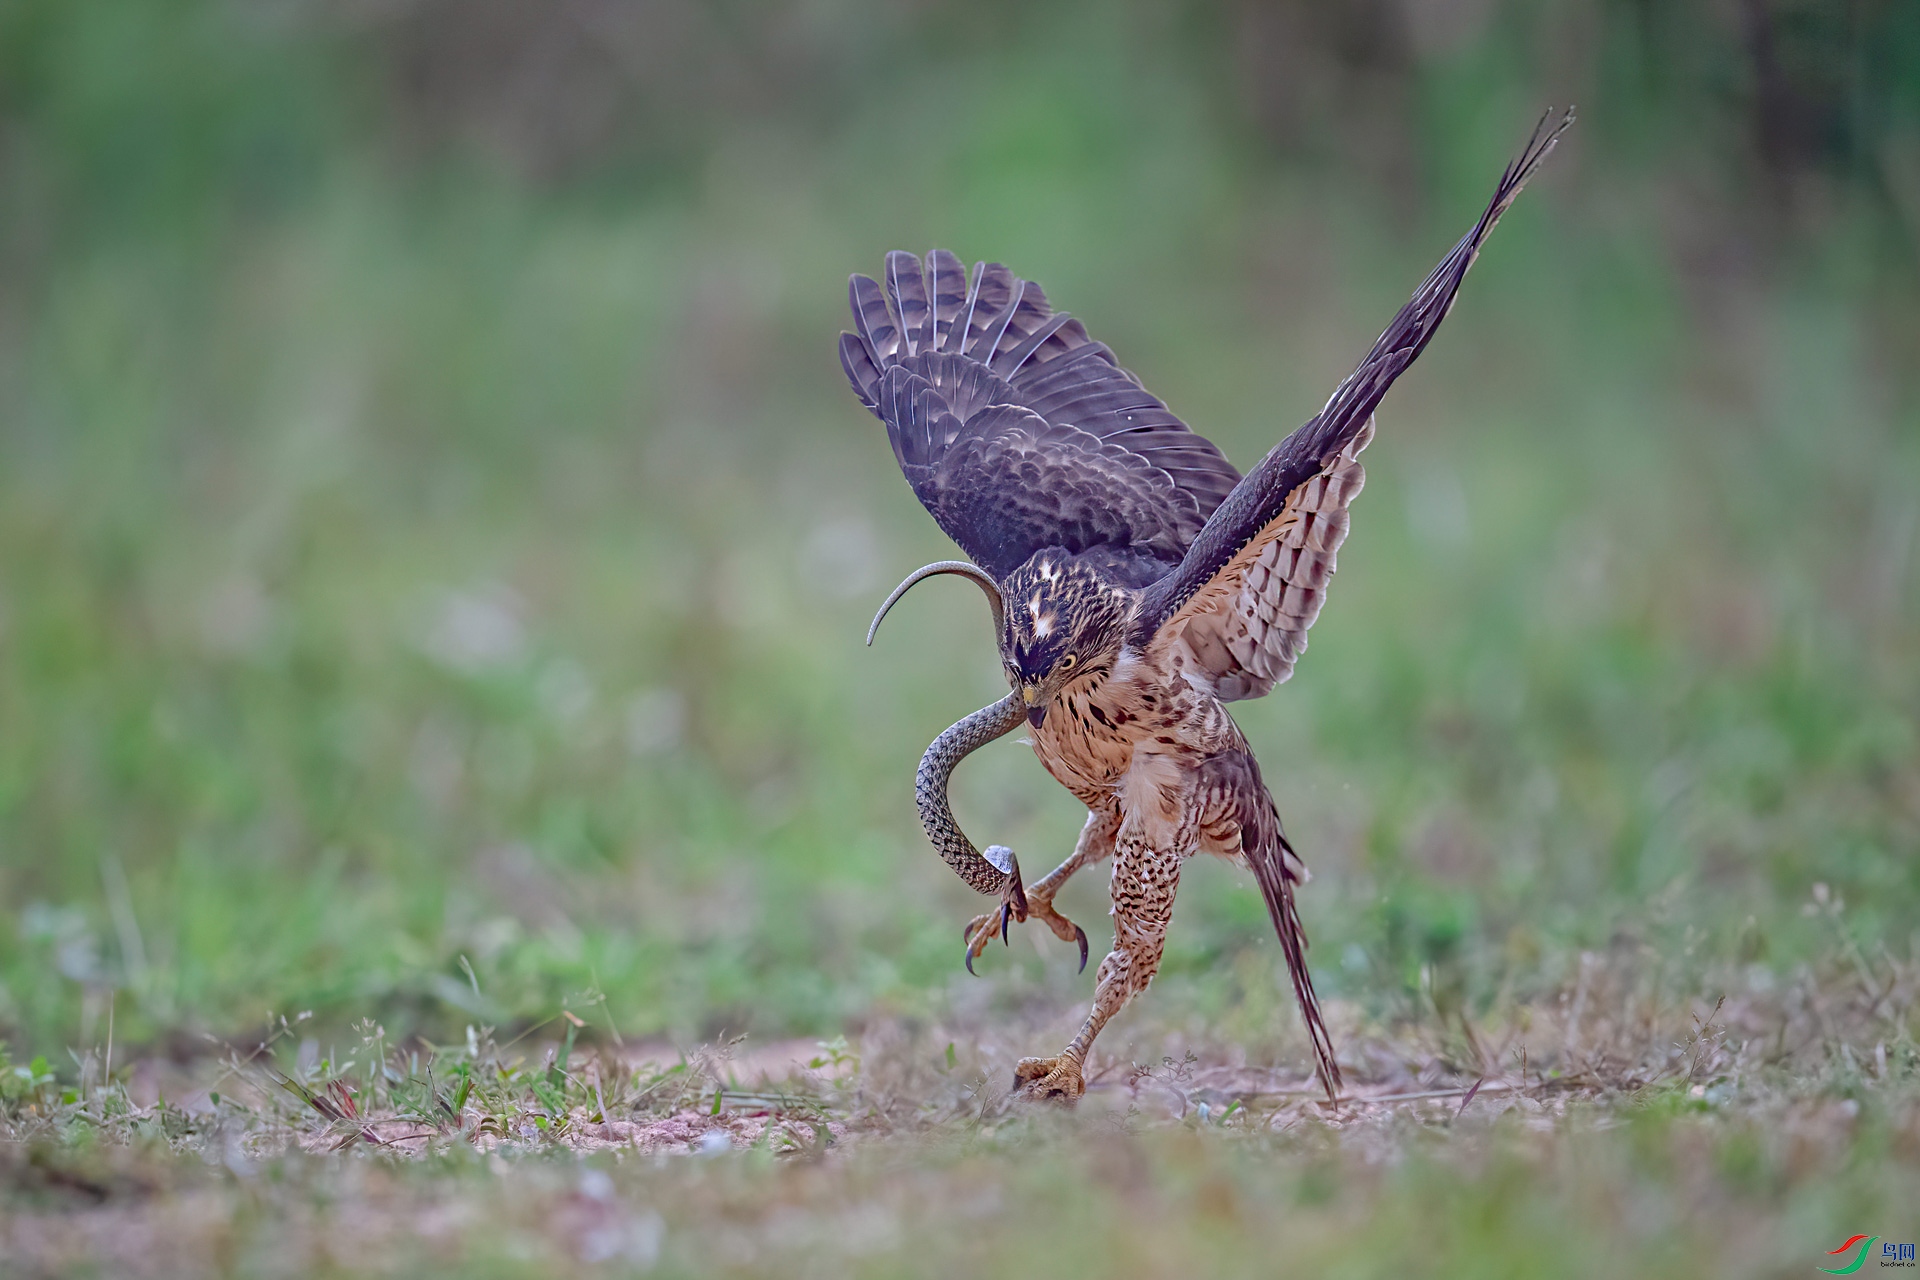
[1196,751,1340,1100]
[842,251,1242,582]
[1134,109,1572,647]
[877,369,1197,578]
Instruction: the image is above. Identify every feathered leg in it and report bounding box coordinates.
[964,806,1118,972]
[1014,823,1182,1102]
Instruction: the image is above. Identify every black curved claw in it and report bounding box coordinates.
[1073,923,1089,974]
[1000,901,1012,946]
[964,942,979,977]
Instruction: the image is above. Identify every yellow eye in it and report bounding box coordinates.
[1060,654,1078,671]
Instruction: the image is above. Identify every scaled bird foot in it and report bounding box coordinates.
[960,846,1028,976]
[962,889,1090,975]
[1013,1054,1085,1104]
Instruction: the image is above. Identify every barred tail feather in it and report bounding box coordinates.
[1252,830,1342,1101]
[1198,751,1342,1101]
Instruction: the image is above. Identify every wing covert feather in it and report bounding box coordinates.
[901,402,1197,580]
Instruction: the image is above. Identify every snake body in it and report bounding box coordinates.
[914,693,1026,901]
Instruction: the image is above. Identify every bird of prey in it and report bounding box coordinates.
[842,112,1570,1103]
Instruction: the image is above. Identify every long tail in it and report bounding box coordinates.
[1250,827,1342,1102]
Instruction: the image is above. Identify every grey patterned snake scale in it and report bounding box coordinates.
[914,693,1027,901]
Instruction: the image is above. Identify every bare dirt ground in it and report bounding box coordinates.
[5,948,1917,1278]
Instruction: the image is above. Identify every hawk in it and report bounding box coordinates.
[842,112,1571,1102]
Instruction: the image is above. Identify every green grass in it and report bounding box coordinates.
[2,122,1911,1057]
[1,0,1918,1274]
[4,958,1917,1278]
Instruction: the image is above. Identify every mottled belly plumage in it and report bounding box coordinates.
[1031,668,1228,826]
[1029,678,1139,805]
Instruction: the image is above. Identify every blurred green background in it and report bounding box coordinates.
[0,0,1915,1058]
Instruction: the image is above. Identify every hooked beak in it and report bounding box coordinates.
[1021,686,1046,728]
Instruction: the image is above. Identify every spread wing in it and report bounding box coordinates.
[841,251,1242,583]
[1134,109,1572,698]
